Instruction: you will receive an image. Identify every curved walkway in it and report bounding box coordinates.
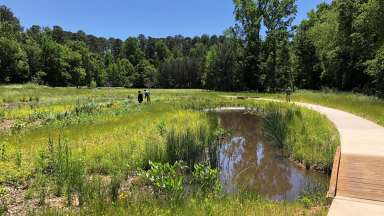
[293,102,384,216]
[225,96,384,215]
[295,102,384,156]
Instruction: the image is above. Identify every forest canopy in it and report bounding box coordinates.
[0,0,383,97]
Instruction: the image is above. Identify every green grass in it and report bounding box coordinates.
[260,90,384,127]
[2,84,381,215]
[263,103,339,171]
[38,195,327,216]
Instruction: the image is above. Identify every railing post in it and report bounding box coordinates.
[327,146,341,203]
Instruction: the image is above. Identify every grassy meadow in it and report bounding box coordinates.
[2,84,382,215]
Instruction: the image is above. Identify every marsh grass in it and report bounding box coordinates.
[165,126,210,168]
[262,103,339,171]
[0,85,363,215]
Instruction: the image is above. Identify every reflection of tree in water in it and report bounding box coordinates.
[218,112,293,198]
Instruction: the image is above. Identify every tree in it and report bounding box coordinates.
[365,45,384,97]
[0,37,29,83]
[134,60,158,88]
[203,38,243,91]
[262,0,297,91]
[52,26,66,44]
[233,0,268,90]
[155,40,171,63]
[89,54,106,87]
[121,37,145,66]
[0,5,22,40]
[23,38,43,82]
[107,58,134,87]
[292,19,322,89]
[71,67,86,88]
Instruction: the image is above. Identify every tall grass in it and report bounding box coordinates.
[262,103,339,172]
[0,85,353,215]
[165,126,210,167]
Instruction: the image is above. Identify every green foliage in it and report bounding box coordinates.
[292,0,384,96]
[165,126,211,168]
[0,37,29,83]
[262,103,339,171]
[203,38,243,91]
[106,58,135,87]
[89,80,97,89]
[263,105,290,148]
[14,150,22,167]
[133,59,158,88]
[298,181,328,208]
[192,164,219,193]
[141,161,187,196]
[365,45,384,97]
[0,87,351,214]
[121,37,145,66]
[35,138,87,205]
[0,142,6,161]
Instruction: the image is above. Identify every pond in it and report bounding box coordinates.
[217,111,328,201]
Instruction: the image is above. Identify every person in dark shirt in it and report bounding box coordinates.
[137,91,144,104]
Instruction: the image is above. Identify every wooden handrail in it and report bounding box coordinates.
[327,146,341,201]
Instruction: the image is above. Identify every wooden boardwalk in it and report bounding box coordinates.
[326,153,384,215]
[294,102,384,216]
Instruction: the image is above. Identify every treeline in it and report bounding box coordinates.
[0,1,383,97]
[293,0,384,96]
[0,4,226,88]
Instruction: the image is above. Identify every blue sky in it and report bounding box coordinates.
[2,0,331,39]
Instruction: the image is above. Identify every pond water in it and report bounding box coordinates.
[217,111,328,201]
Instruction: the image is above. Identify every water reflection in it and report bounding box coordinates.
[218,111,327,201]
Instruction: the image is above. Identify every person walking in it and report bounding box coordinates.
[286,86,292,102]
[137,91,144,104]
[144,89,151,103]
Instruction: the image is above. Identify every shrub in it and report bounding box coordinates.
[74,101,99,116]
[192,164,219,193]
[141,161,187,197]
[89,80,97,89]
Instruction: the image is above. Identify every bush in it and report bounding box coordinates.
[89,80,97,89]
[74,101,99,116]
[141,161,187,197]
[192,164,219,193]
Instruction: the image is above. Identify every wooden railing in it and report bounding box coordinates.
[327,146,341,201]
